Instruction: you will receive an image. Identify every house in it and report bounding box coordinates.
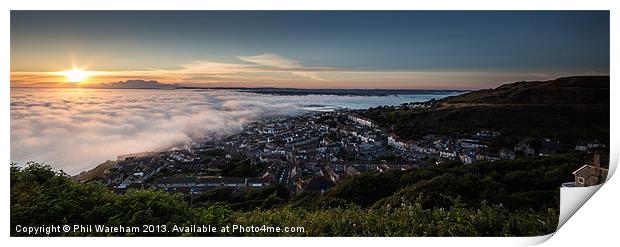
[323,165,340,183]
[376,164,394,172]
[260,170,278,183]
[573,153,608,187]
[475,130,500,139]
[574,140,604,152]
[514,139,538,156]
[458,139,487,149]
[348,115,374,128]
[587,141,604,150]
[196,177,222,187]
[247,178,271,187]
[439,150,457,160]
[574,141,588,152]
[154,176,196,188]
[387,136,410,151]
[358,143,378,156]
[476,153,500,162]
[499,148,516,160]
[459,153,476,164]
[346,166,361,176]
[106,172,123,185]
[223,178,247,187]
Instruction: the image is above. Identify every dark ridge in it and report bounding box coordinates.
[443,76,609,105]
[361,76,610,143]
[179,87,468,96]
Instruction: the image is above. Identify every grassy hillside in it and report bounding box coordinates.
[361,76,609,143]
[443,76,609,105]
[73,160,116,182]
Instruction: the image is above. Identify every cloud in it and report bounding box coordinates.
[179,60,254,74]
[11,88,450,174]
[238,53,301,69]
[238,53,326,81]
[290,71,324,81]
[139,54,328,83]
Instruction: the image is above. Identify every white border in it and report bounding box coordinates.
[1,1,617,246]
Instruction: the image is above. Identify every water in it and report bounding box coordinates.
[11,88,461,174]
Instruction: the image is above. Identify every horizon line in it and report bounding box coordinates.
[9,85,475,91]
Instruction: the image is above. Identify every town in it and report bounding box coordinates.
[81,105,606,195]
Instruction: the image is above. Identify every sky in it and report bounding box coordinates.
[10,11,610,89]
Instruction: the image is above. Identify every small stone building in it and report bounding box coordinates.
[573,153,608,187]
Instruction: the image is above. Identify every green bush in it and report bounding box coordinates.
[11,161,562,236]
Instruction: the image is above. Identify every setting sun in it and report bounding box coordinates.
[62,68,90,83]
[41,68,106,84]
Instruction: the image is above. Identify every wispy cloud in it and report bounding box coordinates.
[238,53,326,81]
[238,54,301,69]
[178,60,254,74]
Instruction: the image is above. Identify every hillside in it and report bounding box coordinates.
[73,160,116,182]
[361,76,610,143]
[13,155,578,236]
[443,76,609,105]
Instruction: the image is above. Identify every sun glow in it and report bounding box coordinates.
[61,68,91,83]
